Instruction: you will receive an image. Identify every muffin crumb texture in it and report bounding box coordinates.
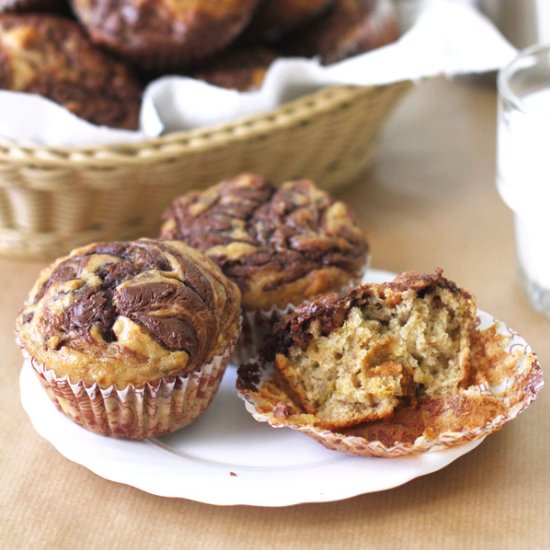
[238,271,543,455]
[273,271,476,429]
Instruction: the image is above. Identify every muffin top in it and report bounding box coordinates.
[161,174,368,310]
[0,14,142,129]
[16,239,241,388]
[71,0,259,68]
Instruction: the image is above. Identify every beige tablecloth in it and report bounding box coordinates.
[1,78,548,550]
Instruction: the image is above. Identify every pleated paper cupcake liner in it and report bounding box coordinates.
[236,313,544,457]
[233,303,294,366]
[22,339,236,440]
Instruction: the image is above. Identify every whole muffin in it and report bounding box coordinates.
[0,0,64,11]
[16,239,241,439]
[244,0,333,42]
[160,173,369,362]
[0,15,141,129]
[283,0,399,64]
[70,0,259,72]
[191,47,277,91]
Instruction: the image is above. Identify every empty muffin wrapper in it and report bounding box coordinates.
[21,337,237,440]
[237,312,543,457]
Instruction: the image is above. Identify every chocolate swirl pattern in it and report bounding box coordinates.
[17,239,241,388]
[0,15,142,129]
[161,174,369,309]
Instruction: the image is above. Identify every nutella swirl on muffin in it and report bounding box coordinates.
[71,0,259,71]
[161,174,368,362]
[17,239,241,388]
[0,15,142,129]
[161,174,368,310]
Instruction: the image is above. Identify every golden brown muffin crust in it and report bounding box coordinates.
[16,239,241,388]
[0,14,142,128]
[71,0,259,69]
[160,174,369,310]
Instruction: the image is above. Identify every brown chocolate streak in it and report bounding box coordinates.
[36,241,218,364]
[161,175,368,294]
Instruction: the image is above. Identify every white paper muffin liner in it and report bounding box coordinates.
[21,337,237,440]
[233,304,294,365]
[237,312,544,457]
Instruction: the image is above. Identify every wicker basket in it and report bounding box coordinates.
[0,82,410,259]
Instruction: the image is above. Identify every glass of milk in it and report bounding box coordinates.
[498,44,550,318]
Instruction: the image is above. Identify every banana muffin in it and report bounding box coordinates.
[71,0,259,72]
[283,0,399,64]
[0,0,64,11]
[160,173,369,362]
[16,239,241,439]
[191,47,277,91]
[0,14,141,129]
[244,0,333,42]
[270,271,476,429]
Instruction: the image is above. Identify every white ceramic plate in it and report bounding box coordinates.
[19,269,485,507]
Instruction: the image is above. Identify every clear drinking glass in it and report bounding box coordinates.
[497,44,550,318]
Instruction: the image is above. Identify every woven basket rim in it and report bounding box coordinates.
[0,83,410,166]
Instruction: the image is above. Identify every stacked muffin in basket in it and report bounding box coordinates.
[15,173,543,457]
[0,1,400,126]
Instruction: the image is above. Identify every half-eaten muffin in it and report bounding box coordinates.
[272,271,476,429]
